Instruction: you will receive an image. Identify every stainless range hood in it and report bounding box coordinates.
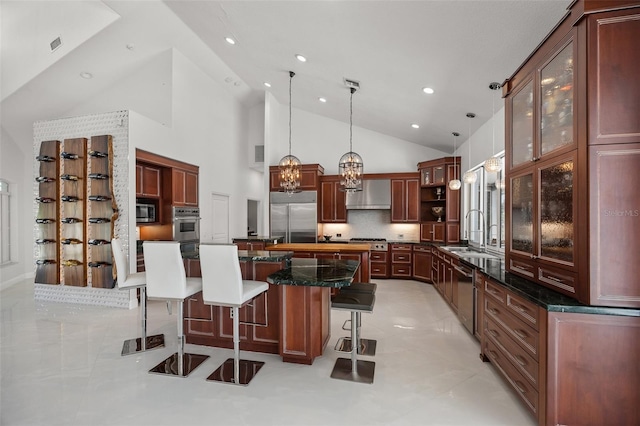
[345,179,391,210]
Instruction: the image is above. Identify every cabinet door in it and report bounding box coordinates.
[136,165,143,196]
[141,165,161,198]
[510,79,535,169]
[391,179,406,222]
[184,171,198,205]
[509,171,535,257]
[420,167,432,186]
[406,178,420,222]
[320,180,346,223]
[433,165,446,185]
[412,251,431,282]
[172,169,186,205]
[433,223,446,243]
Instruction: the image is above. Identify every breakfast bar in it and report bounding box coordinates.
[182,249,359,365]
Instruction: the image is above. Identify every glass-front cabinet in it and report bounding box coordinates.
[509,32,576,172]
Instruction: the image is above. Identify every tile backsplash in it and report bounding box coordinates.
[321,210,420,241]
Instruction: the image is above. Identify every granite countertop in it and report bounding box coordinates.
[453,251,640,318]
[181,249,293,262]
[265,243,371,252]
[267,258,359,288]
[232,236,285,243]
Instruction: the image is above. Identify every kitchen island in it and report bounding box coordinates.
[182,249,359,365]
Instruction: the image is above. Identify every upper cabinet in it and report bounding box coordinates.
[172,168,198,206]
[417,157,461,244]
[136,163,161,198]
[504,2,640,307]
[319,176,346,223]
[269,164,324,192]
[390,174,420,223]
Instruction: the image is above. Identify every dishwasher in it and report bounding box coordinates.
[454,261,474,335]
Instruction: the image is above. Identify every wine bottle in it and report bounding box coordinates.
[61,195,80,202]
[36,259,56,265]
[61,238,82,245]
[88,195,111,201]
[88,150,108,158]
[88,217,110,224]
[36,155,55,162]
[36,197,55,203]
[35,176,55,183]
[60,152,79,160]
[36,218,55,224]
[61,217,82,224]
[61,259,82,267]
[88,173,109,180]
[88,239,110,246]
[35,239,56,244]
[60,174,80,181]
[88,261,112,268]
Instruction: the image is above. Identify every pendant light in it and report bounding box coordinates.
[339,87,364,192]
[484,82,503,173]
[449,132,461,190]
[463,112,477,184]
[279,71,302,194]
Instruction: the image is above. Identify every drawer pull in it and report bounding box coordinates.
[514,355,527,366]
[514,380,528,394]
[514,329,529,339]
[545,275,563,283]
[487,288,500,296]
[487,307,499,315]
[488,329,499,338]
[488,350,499,360]
[512,303,527,313]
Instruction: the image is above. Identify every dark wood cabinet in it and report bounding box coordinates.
[412,245,432,282]
[319,177,346,223]
[370,250,389,279]
[233,241,266,251]
[390,243,412,278]
[390,174,420,223]
[172,168,198,206]
[269,164,324,192]
[136,163,161,198]
[504,1,640,308]
[418,157,460,244]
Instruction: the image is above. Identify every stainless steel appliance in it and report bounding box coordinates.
[345,179,391,210]
[172,206,200,243]
[349,237,388,251]
[270,191,318,243]
[136,203,157,223]
[454,261,474,334]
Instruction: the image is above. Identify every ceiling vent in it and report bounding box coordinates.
[50,36,62,52]
[343,78,360,91]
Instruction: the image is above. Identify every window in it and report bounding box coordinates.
[0,179,11,264]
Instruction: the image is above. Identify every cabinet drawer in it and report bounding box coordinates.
[392,252,411,263]
[506,292,539,331]
[390,243,412,251]
[371,263,388,277]
[485,317,539,388]
[371,252,388,262]
[537,264,576,296]
[484,280,507,304]
[484,338,539,416]
[509,257,536,279]
[485,298,540,360]
[391,264,412,277]
[413,245,431,253]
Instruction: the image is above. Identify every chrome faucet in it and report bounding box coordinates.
[465,209,486,252]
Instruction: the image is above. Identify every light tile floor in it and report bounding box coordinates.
[1,278,535,426]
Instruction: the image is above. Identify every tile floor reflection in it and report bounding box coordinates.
[1,278,535,426]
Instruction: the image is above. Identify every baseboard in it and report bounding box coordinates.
[0,272,34,291]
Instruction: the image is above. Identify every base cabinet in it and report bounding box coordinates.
[412,245,432,282]
[481,276,640,426]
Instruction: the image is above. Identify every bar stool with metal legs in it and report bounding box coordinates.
[111,238,165,356]
[335,282,377,356]
[143,241,209,377]
[199,244,269,386]
[330,290,376,384]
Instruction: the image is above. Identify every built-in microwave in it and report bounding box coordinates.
[136,203,157,223]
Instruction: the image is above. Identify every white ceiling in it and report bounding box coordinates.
[1,0,572,154]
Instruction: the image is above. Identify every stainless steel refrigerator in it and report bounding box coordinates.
[270,191,318,243]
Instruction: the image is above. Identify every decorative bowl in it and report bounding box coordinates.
[431,207,445,222]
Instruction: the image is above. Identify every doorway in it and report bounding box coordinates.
[211,193,229,243]
[247,199,259,236]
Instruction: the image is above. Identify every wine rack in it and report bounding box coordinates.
[35,140,60,284]
[34,135,117,288]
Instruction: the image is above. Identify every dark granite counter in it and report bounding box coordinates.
[181,248,293,262]
[454,252,640,318]
[267,258,359,288]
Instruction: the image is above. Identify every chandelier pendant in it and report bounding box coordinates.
[279,71,302,195]
[339,87,364,192]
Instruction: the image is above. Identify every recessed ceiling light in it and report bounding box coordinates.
[80,72,93,79]
[318,97,327,103]
[422,87,434,94]
[411,123,420,129]
[295,54,307,62]
[225,37,236,45]
[264,82,272,88]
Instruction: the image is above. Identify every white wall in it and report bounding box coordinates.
[456,106,505,173]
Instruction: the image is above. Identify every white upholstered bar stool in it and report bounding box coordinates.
[199,244,269,386]
[111,238,165,356]
[143,241,209,377]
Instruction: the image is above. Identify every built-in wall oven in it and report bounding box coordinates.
[172,207,200,253]
[454,260,474,335]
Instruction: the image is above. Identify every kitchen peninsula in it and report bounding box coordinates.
[182,247,360,365]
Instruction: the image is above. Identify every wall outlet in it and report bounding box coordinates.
[398,234,404,239]
[336,233,342,237]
